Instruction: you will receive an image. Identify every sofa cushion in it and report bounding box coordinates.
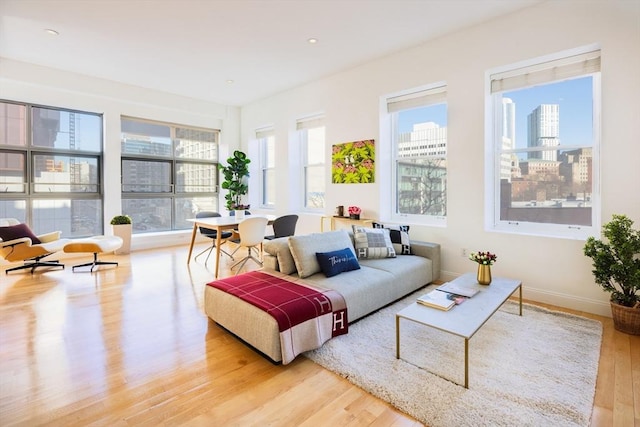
[316,247,360,278]
[352,225,395,259]
[0,223,41,244]
[263,237,297,275]
[372,222,411,255]
[288,230,355,278]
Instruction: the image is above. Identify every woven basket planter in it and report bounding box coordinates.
[610,302,640,335]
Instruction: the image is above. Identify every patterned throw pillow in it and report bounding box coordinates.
[352,225,396,259]
[315,247,361,278]
[372,222,411,255]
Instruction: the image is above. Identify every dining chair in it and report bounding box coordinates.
[264,214,298,240]
[194,211,233,264]
[229,216,268,275]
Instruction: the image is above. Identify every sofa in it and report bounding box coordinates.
[204,227,441,363]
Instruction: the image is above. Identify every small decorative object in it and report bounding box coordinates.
[469,251,497,285]
[335,205,344,217]
[348,206,361,220]
[110,215,132,255]
[583,214,640,335]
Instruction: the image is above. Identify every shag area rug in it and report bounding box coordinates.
[304,286,603,427]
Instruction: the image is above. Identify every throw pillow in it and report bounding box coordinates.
[315,247,360,278]
[263,237,297,275]
[372,222,411,255]
[352,225,396,259]
[288,230,355,278]
[0,223,41,244]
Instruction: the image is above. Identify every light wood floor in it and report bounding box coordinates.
[1,244,638,426]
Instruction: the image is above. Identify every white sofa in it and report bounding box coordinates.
[204,229,441,363]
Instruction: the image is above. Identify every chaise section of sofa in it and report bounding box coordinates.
[204,229,441,363]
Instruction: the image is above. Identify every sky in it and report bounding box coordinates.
[398,76,594,148]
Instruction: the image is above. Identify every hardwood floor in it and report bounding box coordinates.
[1,244,638,426]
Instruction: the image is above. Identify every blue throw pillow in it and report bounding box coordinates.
[315,247,361,278]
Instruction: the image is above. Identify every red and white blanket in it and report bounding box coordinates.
[207,271,348,364]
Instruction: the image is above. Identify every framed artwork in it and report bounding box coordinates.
[331,139,375,184]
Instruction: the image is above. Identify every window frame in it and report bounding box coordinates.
[256,127,275,209]
[0,100,104,237]
[485,46,601,240]
[120,116,220,233]
[382,83,448,227]
[297,116,325,211]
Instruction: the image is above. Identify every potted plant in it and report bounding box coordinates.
[219,150,251,213]
[583,214,640,334]
[110,215,132,255]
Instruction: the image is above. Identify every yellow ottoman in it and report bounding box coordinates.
[64,236,123,272]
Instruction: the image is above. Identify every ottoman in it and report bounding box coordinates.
[64,235,123,272]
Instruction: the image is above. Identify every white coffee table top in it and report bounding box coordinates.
[396,273,521,339]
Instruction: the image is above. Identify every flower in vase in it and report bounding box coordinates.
[469,251,497,265]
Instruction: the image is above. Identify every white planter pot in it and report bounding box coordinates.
[112,223,132,254]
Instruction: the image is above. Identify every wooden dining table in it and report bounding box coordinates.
[186,215,276,278]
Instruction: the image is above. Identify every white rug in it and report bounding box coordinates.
[304,286,602,427]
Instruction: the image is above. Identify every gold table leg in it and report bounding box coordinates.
[395,315,400,359]
[464,338,469,388]
[519,285,523,316]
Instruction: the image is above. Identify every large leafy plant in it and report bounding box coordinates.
[583,214,640,307]
[219,150,251,211]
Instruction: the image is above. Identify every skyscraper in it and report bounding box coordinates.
[527,104,560,161]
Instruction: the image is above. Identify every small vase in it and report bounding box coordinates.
[477,264,492,285]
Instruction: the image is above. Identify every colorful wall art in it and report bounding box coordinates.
[331,139,375,184]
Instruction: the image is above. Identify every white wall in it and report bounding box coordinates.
[0,58,241,251]
[240,1,640,316]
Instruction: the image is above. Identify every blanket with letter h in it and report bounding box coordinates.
[207,271,348,364]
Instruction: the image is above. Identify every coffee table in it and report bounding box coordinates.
[395,273,522,388]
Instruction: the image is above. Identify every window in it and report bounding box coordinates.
[120,117,219,233]
[487,48,600,239]
[0,101,103,236]
[297,116,325,209]
[256,128,275,207]
[386,84,447,225]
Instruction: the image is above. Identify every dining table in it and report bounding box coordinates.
[186,215,276,278]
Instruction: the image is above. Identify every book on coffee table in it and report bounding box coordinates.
[417,290,455,311]
[436,281,480,298]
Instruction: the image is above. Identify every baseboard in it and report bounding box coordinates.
[440,269,611,318]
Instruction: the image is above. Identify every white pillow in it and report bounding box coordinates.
[288,230,355,278]
[263,237,297,275]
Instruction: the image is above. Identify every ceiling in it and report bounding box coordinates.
[0,0,542,107]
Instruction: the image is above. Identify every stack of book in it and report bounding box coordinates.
[416,281,480,311]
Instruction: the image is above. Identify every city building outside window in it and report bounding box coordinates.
[120,117,219,233]
[297,116,325,210]
[387,84,447,226]
[0,101,103,236]
[256,128,275,208]
[486,47,601,239]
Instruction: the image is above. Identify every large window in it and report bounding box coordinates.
[487,48,600,239]
[256,128,275,208]
[0,101,103,236]
[297,116,325,210]
[387,85,447,225]
[120,117,219,233]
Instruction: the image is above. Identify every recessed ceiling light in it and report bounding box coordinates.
[44,29,59,36]
[308,38,318,44]
[226,79,234,84]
